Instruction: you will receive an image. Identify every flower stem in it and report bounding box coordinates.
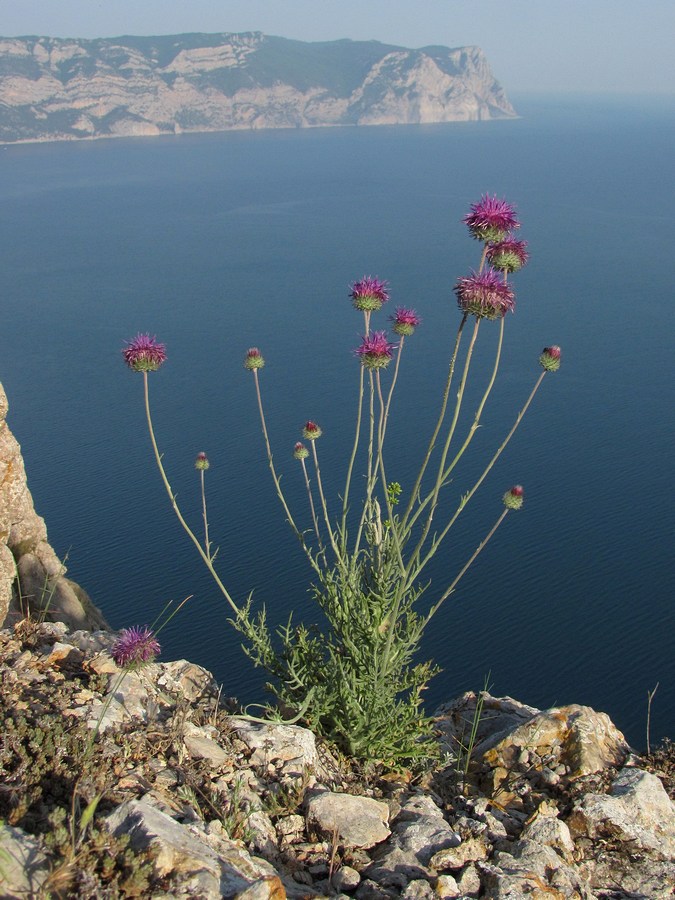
[300,457,323,553]
[424,507,510,625]
[200,469,211,560]
[311,440,340,559]
[409,368,548,586]
[142,372,241,615]
[402,314,467,526]
[408,316,481,558]
[251,369,320,573]
[340,362,365,552]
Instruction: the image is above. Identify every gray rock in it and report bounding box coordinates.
[435,692,539,762]
[488,839,590,898]
[0,381,107,630]
[401,878,435,899]
[520,812,575,862]
[0,822,50,898]
[567,766,675,898]
[157,658,220,702]
[332,865,362,891]
[306,790,390,849]
[481,703,630,795]
[368,807,460,882]
[568,766,675,857]
[231,717,328,779]
[183,722,230,768]
[455,862,482,896]
[434,873,461,897]
[106,797,278,899]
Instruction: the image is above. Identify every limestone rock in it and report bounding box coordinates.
[183,722,230,768]
[488,839,590,899]
[567,766,675,897]
[430,835,489,871]
[231,718,328,779]
[368,795,460,882]
[0,822,50,898]
[435,692,539,762]
[0,381,107,631]
[0,34,516,145]
[481,702,630,783]
[305,790,391,849]
[520,813,575,862]
[107,796,279,898]
[332,865,361,892]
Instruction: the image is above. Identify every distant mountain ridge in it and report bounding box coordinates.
[0,32,516,143]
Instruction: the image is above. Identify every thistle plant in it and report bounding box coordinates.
[123,195,562,763]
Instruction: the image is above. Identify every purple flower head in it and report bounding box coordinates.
[486,238,529,273]
[302,421,322,440]
[390,307,421,337]
[112,626,161,669]
[293,441,309,460]
[195,452,210,471]
[503,485,525,510]
[454,269,516,320]
[463,195,519,242]
[122,334,167,373]
[244,347,265,370]
[539,345,562,372]
[350,276,390,312]
[355,331,397,369]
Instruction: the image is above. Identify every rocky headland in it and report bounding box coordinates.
[0,32,516,144]
[1,381,674,898]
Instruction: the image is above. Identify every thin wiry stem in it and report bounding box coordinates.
[408,368,548,587]
[381,334,404,448]
[251,370,320,574]
[142,372,240,616]
[200,469,211,560]
[407,313,504,564]
[340,361,365,551]
[407,316,481,561]
[311,440,340,560]
[424,507,510,625]
[353,367,377,556]
[402,313,467,526]
[300,457,323,553]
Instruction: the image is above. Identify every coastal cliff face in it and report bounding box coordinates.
[0,32,516,143]
[0,382,106,629]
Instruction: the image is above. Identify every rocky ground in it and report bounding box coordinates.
[1,619,673,899]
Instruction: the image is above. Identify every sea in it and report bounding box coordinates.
[1,93,673,748]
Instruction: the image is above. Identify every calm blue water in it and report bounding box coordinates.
[1,94,673,748]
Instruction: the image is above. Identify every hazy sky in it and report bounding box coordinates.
[1,0,674,94]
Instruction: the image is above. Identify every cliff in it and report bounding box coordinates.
[0,381,107,630]
[0,32,516,143]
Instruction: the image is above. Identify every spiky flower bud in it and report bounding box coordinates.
[293,442,309,460]
[486,239,529,273]
[350,276,390,312]
[244,347,265,370]
[302,421,322,440]
[122,334,167,372]
[454,269,515,320]
[390,307,421,336]
[463,195,519,243]
[112,626,161,669]
[503,485,524,510]
[539,345,562,372]
[355,331,396,369]
[195,452,210,471]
